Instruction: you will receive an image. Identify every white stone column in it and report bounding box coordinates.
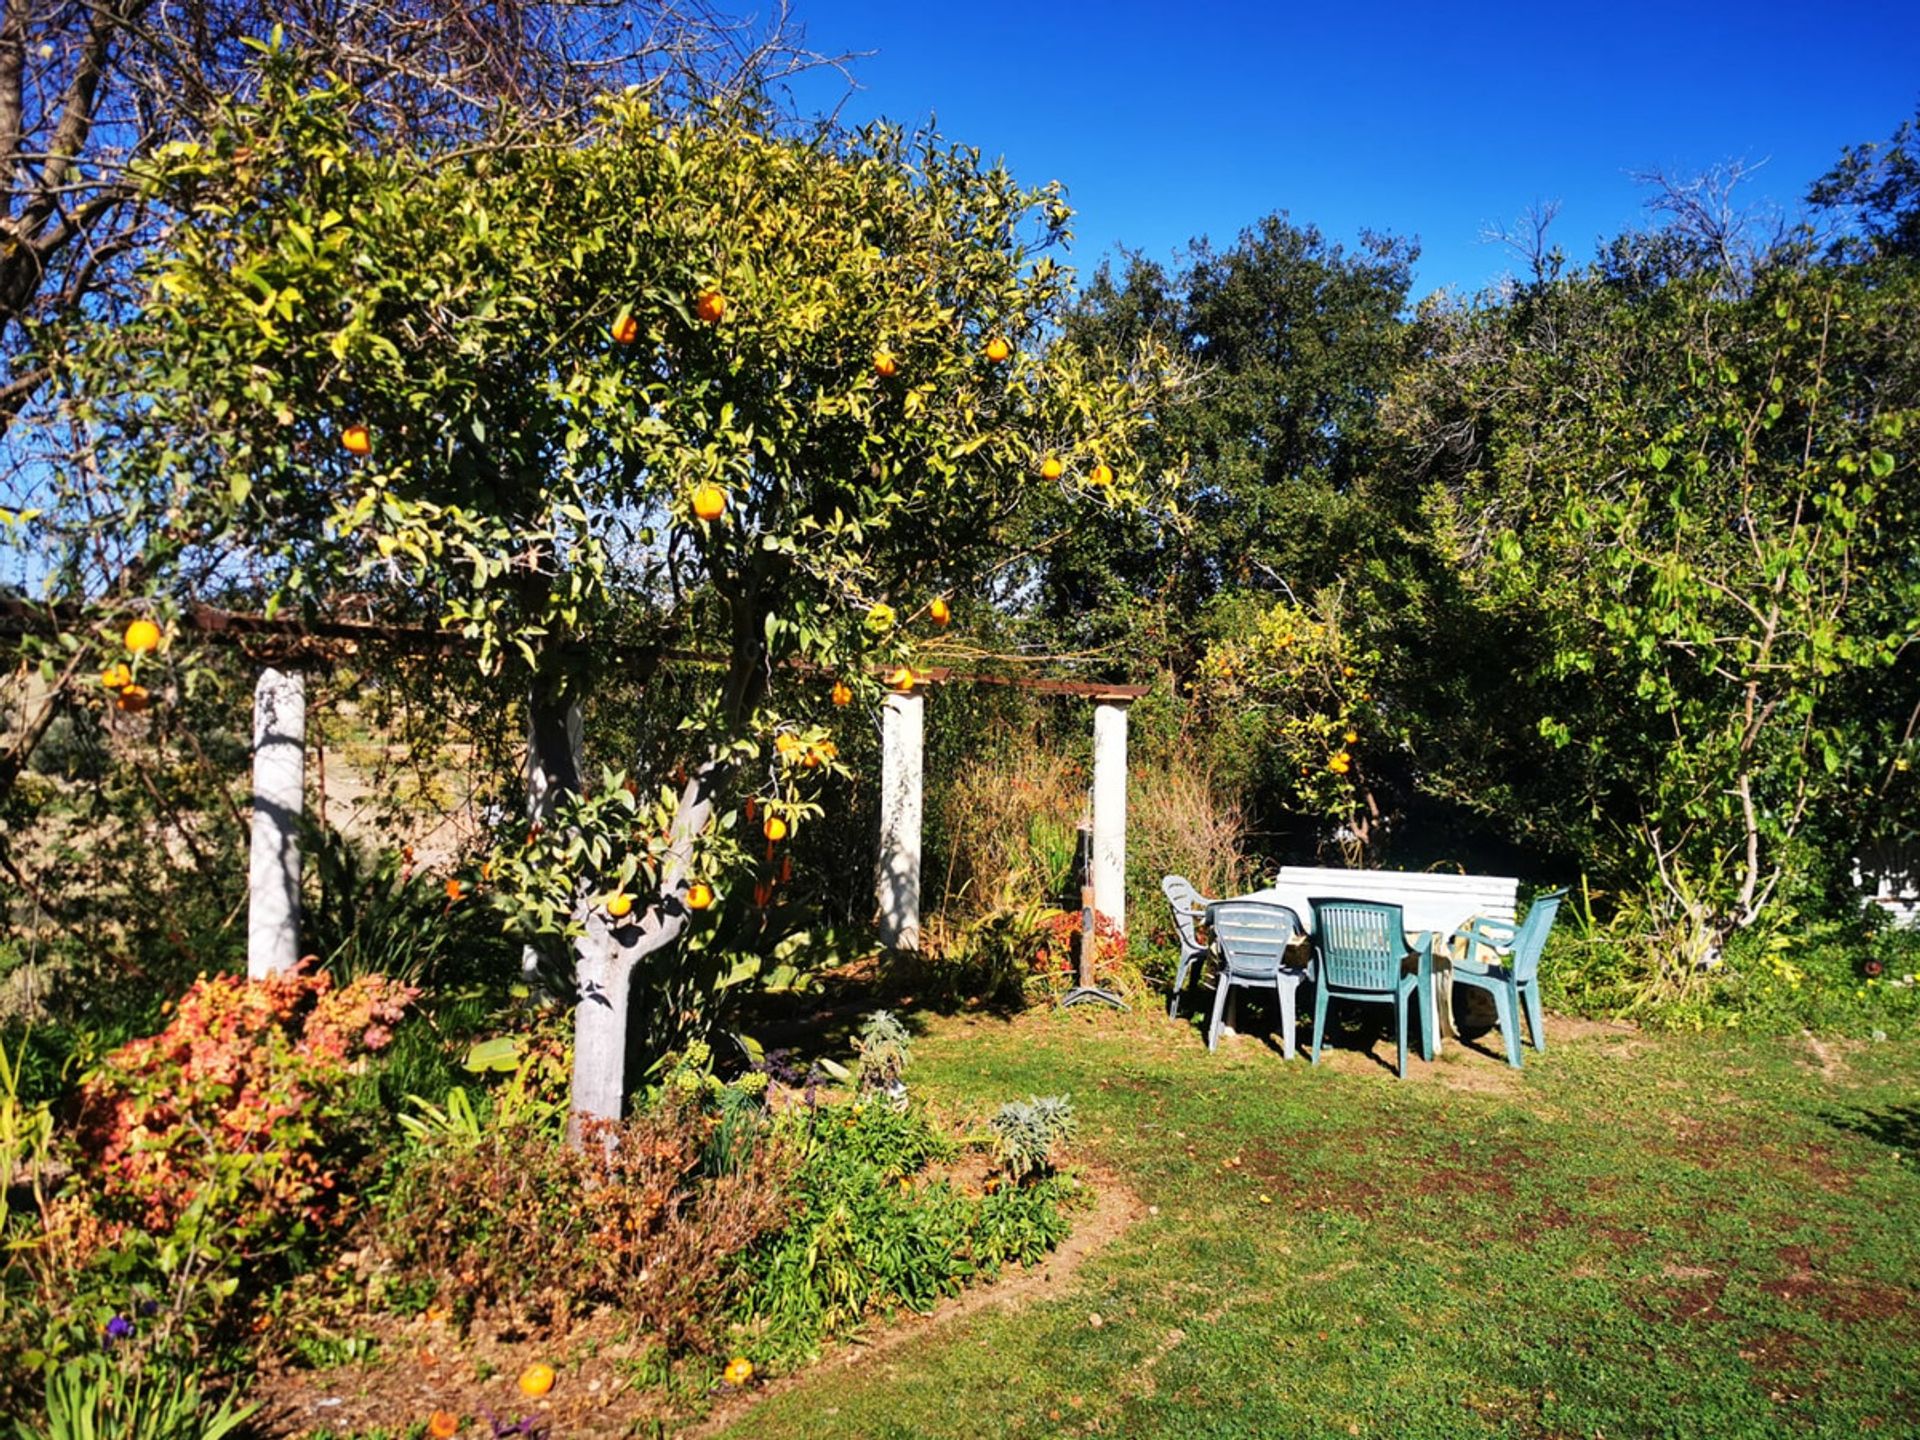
[248,668,306,979]
[875,685,924,950]
[1091,697,1130,935]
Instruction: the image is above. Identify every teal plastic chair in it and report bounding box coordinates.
[1161,875,1217,1019]
[1204,901,1309,1057]
[1449,889,1565,1068]
[1308,898,1433,1080]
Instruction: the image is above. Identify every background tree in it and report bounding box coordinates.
[1049,216,1416,665]
[1808,102,1920,262]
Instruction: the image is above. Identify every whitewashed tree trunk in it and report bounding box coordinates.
[1091,697,1130,936]
[248,668,306,979]
[567,760,723,1141]
[875,686,924,949]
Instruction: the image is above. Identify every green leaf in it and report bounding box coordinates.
[464,1035,523,1072]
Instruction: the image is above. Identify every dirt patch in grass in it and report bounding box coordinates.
[1761,1250,1917,1325]
[1628,1269,1729,1325]
[1237,1143,1386,1217]
[1739,1328,1816,1400]
[1405,1143,1528,1201]
[254,1166,1143,1440]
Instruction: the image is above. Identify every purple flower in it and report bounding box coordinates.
[104,1315,134,1342]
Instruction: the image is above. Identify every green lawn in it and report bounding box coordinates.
[718,1003,1919,1439]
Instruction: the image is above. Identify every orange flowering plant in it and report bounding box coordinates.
[75,963,416,1260]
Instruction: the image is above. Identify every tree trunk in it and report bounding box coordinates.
[566,757,726,1142]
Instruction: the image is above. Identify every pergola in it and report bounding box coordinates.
[870,669,1147,951]
[4,601,1150,980]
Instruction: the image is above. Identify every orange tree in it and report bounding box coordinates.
[36,49,1179,1131]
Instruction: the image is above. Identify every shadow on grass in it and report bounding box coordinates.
[733,942,1030,1076]
[1825,1101,1920,1153]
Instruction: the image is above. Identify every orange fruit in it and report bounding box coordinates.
[101,663,132,690]
[115,684,150,713]
[1040,456,1064,480]
[124,618,161,654]
[874,351,899,378]
[984,336,1011,363]
[691,483,727,522]
[342,423,372,456]
[1089,462,1114,487]
[694,289,727,323]
[889,664,916,691]
[764,816,788,842]
[611,313,639,345]
[929,597,950,627]
[723,1357,754,1387]
[606,892,634,918]
[686,881,714,911]
[830,681,852,708]
[428,1411,461,1439]
[517,1362,556,1398]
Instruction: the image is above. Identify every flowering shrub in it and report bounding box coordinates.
[75,964,416,1253]
[1031,908,1126,989]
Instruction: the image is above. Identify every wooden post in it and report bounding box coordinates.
[248,667,306,979]
[1091,695,1131,936]
[875,682,924,949]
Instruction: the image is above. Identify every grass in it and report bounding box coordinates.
[714,1002,1919,1439]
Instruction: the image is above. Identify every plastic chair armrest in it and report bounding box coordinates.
[1452,917,1516,951]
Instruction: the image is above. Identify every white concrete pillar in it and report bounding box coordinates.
[875,685,924,950]
[248,668,306,979]
[1091,697,1130,935]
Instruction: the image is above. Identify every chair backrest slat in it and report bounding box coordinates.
[1508,889,1565,984]
[1161,875,1213,954]
[1208,901,1302,979]
[1310,897,1407,992]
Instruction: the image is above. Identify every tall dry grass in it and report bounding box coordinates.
[1126,750,1254,963]
[932,744,1085,920]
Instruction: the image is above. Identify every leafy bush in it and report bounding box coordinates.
[987,1095,1076,1180]
[376,1090,791,1347]
[2,1030,54,1242]
[73,965,415,1253]
[303,823,462,987]
[1542,898,1920,1037]
[853,1010,913,1092]
[737,1101,1075,1364]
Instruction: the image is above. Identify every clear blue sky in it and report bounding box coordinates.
[778,0,1920,299]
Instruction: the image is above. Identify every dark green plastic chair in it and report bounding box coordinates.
[1308,897,1433,1080]
[1449,889,1565,1068]
[1161,874,1217,1019]
[1204,901,1309,1057]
